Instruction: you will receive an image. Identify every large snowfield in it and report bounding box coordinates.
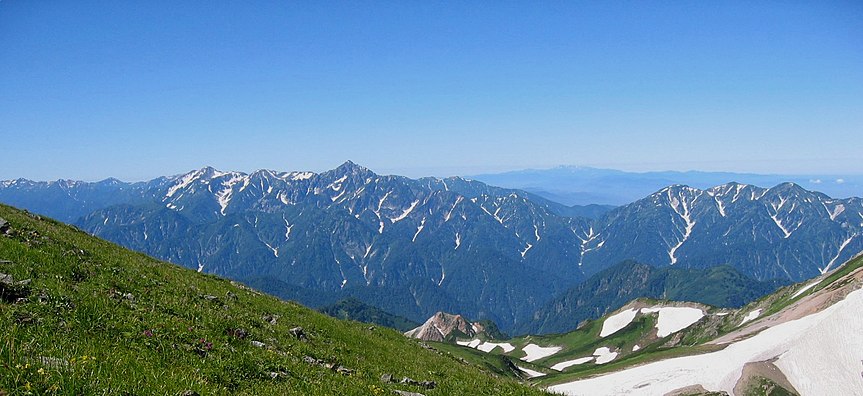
[548,288,863,396]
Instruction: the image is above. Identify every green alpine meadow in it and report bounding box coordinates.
[0,204,548,395]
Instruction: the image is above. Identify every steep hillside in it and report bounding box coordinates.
[0,204,549,395]
[521,260,788,335]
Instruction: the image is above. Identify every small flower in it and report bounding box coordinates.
[37,367,46,375]
[143,329,154,337]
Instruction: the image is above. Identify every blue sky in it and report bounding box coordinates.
[1,1,861,181]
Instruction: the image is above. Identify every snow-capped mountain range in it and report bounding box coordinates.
[1,161,861,332]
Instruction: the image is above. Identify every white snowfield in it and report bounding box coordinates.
[592,347,619,364]
[456,339,516,353]
[791,281,819,299]
[455,339,482,348]
[600,306,705,339]
[547,288,863,396]
[652,307,704,337]
[551,357,594,371]
[476,341,516,353]
[521,343,563,362]
[517,366,547,378]
[739,309,762,326]
[599,308,638,337]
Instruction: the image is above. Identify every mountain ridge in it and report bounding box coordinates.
[2,162,862,333]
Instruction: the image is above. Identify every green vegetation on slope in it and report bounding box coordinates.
[319,298,419,332]
[522,260,788,335]
[0,205,548,395]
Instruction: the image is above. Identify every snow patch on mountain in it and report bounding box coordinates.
[652,307,704,337]
[791,280,819,299]
[476,341,516,353]
[517,366,546,378]
[391,199,419,223]
[600,308,638,338]
[593,347,618,364]
[412,217,426,242]
[822,235,855,274]
[739,309,761,326]
[521,343,562,362]
[551,357,594,371]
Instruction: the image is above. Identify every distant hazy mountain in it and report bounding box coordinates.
[470,166,862,206]
[2,162,861,333]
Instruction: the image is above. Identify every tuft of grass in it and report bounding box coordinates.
[0,204,549,395]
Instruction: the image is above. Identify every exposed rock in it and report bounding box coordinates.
[263,313,280,325]
[225,291,237,300]
[179,391,200,396]
[399,377,436,389]
[382,374,436,389]
[393,390,425,396]
[37,356,69,369]
[0,273,31,302]
[201,294,218,302]
[302,355,354,376]
[225,328,248,340]
[268,371,288,379]
[404,312,486,342]
[0,218,8,233]
[664,385,728,396]
[250,341,266,348]
[289,326,307,340]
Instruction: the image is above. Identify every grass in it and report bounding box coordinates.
[0,204,550,395]
[743,377,798,396]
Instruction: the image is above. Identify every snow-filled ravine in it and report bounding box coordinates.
[547,289,863,395]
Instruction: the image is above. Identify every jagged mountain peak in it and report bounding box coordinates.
[404,312,486,342]
[333,160,373,175]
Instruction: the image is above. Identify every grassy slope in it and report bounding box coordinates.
[0,205,548,396]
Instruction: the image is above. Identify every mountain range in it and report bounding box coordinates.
[471,166,862,206]
[2,161,861,334]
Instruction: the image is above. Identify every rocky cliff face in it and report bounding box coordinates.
[404,312,483,342]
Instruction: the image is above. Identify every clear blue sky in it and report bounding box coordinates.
[1,1,861,181]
